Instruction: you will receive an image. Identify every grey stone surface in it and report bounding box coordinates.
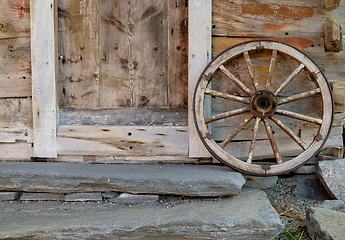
[109,193,159,204]
[307,207,345,240]
[243,175,278,189]
[318,200,345,212]
[102,192,120,200]
[0,162,245,197]
[294,165,316,174]
[293,174,331,201]
[317,159,345,201]
[65,193,102,202]
[0,188,283,240]
[20,193,65,201]
[0,192,20,201]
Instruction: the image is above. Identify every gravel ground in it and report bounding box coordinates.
[263,173,345,240]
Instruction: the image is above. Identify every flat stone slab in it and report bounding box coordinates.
[0,162,245,197]
[109,193,159,204]
[0,189,283,239]
[317,159,345,201]
[307,207,345,240]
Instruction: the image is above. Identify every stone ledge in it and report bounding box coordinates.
[0,189,283,240]
[0,162,245,197]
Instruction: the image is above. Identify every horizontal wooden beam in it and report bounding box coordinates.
[57,125,188,156]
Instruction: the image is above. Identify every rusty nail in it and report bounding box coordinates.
[192,54,195,58]
[115,45,119,50]
[153,47,158,51]
[176,46,181,50]
[311,72,318,81]
[80,45,84,50]
[314,134,323,141]
[256,46,264,52]
[159,72,164,76]
[94,72,99,77]
[262,165,271,170]
[25,132,28,136]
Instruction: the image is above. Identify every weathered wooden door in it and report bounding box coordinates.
[56,0,191,162]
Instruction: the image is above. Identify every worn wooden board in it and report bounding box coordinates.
[99,0,169,109]
[31,0,58,158]
[58,0,100,109]
[168,0,189,108]
[59,108,187,126]
[212,0,345,82]
[0,98,33,143]
[188,0,212,158]
[0,0,31,39]
[0,38,31,98]
[56,155,202,164]
[0,143,33,161]
[57,126,188,156]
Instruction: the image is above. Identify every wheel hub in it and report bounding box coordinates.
[250,90,277,117]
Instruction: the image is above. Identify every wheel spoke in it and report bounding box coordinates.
[205,89,250,104]
[263,118,282,164]
[247,117,261,164]
[219,113,255,149]
[244,51,260,91]
[266,50,277,90]
[219,65,254,96]
[275,108,322,125]
[270,115,307,150]
[278,88,321,105]
[205,106,250,124]
[274,63,305,96]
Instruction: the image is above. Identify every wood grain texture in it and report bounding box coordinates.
[56,155,201,164]
[59,108,187,126]
[31,0,58,158]
[99,0,168,109]
[0,38,31,98]
[0,143,33,161]
[58,0,100,109]
[0,98,33,143]
[57,125,188,156]
[188,0,212,158]
[0,0,30,39]
[168,0,188,108]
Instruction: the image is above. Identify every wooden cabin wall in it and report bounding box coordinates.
[211,0,345,160]
[0,0,33,161]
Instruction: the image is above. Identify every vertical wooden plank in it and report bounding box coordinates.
[188,0,212,157]
[31,0,58,158]
[168,0,188,109]
[58,0,100,109]
[99,0,168,109]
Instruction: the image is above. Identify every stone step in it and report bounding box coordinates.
[0,188,284,240]
[0,162,245,197]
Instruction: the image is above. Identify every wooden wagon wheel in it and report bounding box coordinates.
[193,40,333,176]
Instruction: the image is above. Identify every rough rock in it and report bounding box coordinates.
[318,200,345,212]
[109,193,158,204]
[65,193,102,202]
[294,165,316,174]
[243,175,278,189]
[0,162,245,197]
[307,207,345,240]
[0,188,283,240]
[317,159,345,201]
[21,193,65,201]
[293,174,331,201]
[102,192,120,200]
[0,192,20,201]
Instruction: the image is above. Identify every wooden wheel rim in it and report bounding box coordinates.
[193,40,334,176]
